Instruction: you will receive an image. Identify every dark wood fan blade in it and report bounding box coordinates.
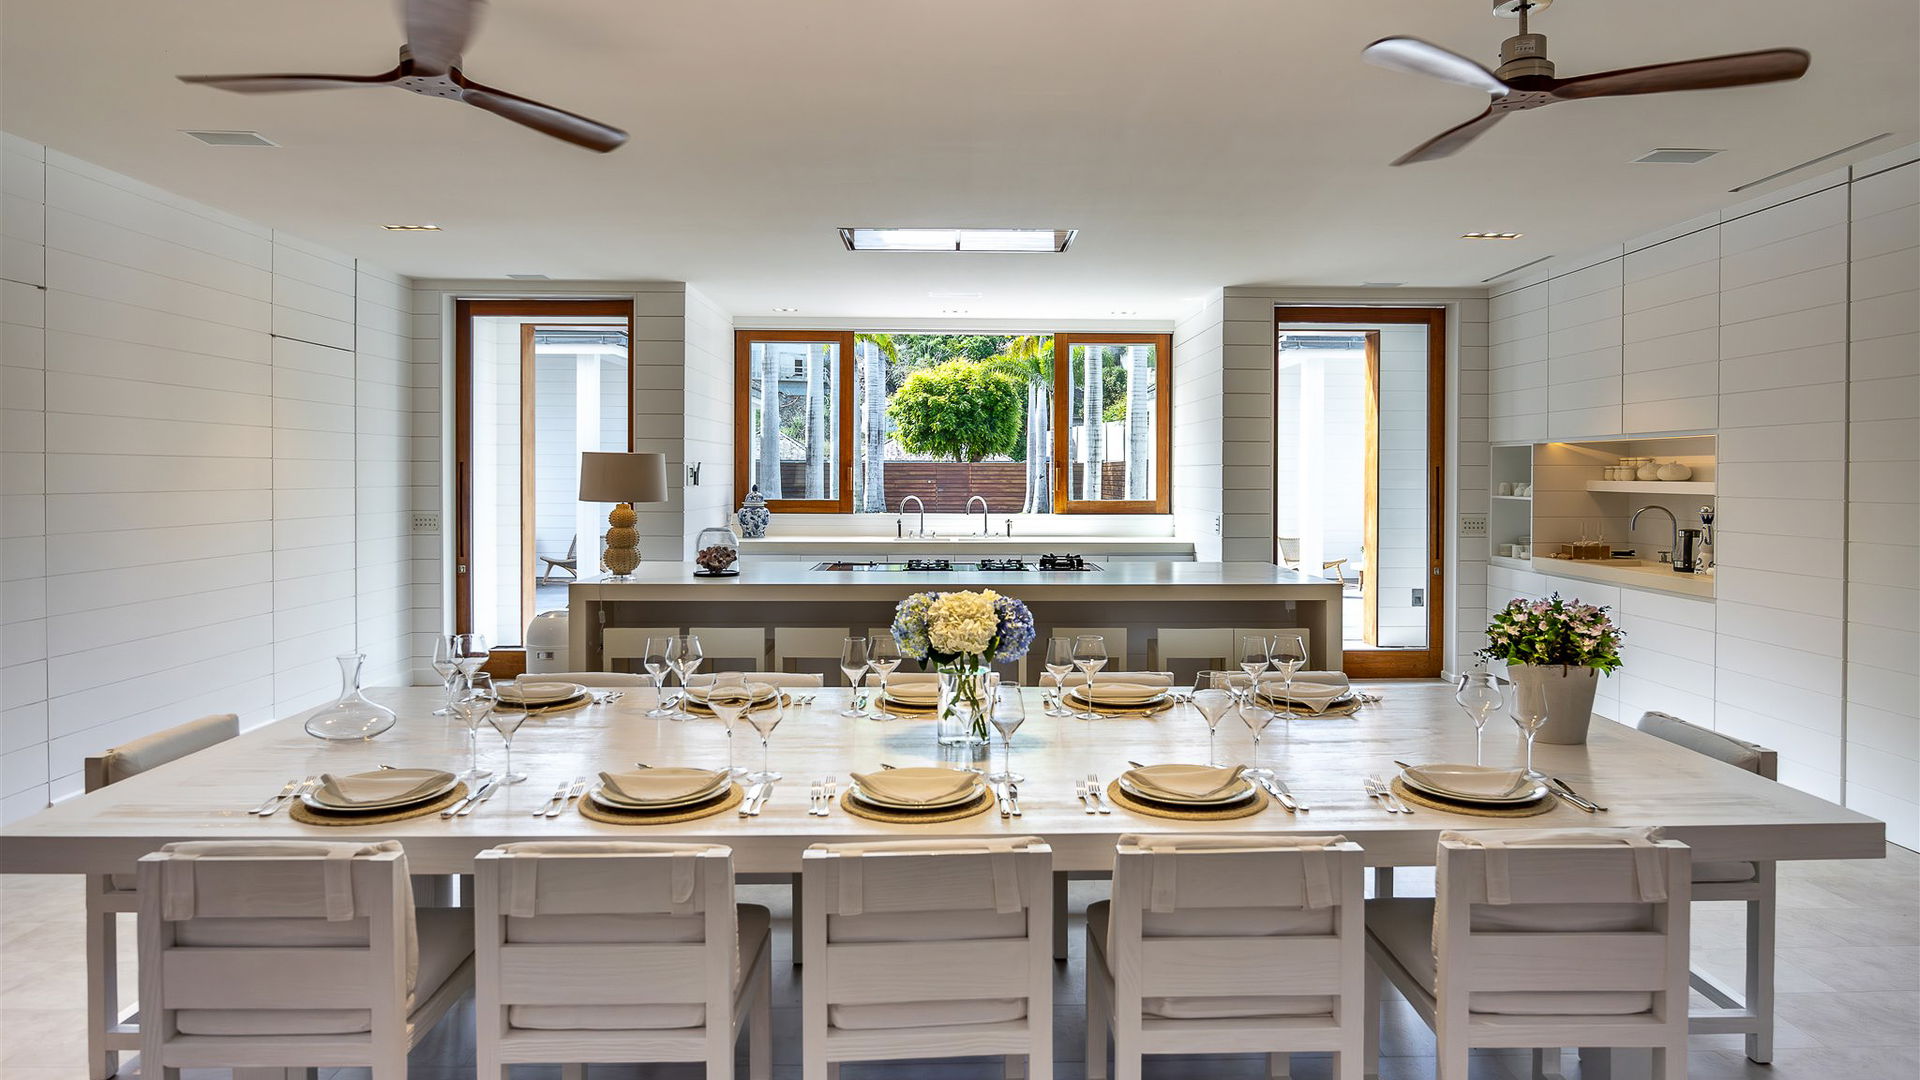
[457,80,628,152]
[179,69,403,92]
[405,0,484,75]
[1363,36,1510,96]
[1392,105,1510,165]
[1549,48,1810,100]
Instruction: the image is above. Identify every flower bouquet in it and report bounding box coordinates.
[892,589,1035,745]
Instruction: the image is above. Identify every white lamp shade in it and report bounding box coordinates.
[579,452,668,503]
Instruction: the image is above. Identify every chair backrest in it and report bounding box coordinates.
[474,842,736,1030]
[600,627,681,673]
[136,841,415,1040]
[1637,711,1777,780]
[565,534,577,560]
[687,627,770,672]
[686,671,825,688]
[1058,671,1175,687]
[89,714,239,792]
[531,671,654,687]
[1108,835,1363,1010]
[1435,829,1690,1017]
[1277,537,1302,568]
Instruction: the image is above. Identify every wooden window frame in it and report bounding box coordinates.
[731,330,856,513]
[1051,332,1174,514]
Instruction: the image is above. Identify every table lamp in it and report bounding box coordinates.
[578,451,668,579]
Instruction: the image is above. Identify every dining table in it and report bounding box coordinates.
[0,682,1886,878]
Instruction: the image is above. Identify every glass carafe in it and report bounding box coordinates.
[305,653,398,741]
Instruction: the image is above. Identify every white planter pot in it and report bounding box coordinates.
[1507,662,1600,745]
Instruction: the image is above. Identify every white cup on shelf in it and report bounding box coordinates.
[1498,482,1514,496]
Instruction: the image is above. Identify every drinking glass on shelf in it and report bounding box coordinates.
[665,634,703,720]
[1271,634,1308,721]
[641,636,675,717]
[1070,635,1108,719]
[1455,670,1505,766]
[742,682,785,783]
[986,689,1027,784]
[453,673,496,783]
[1190,671,1237,768]
[838,637,871,717]
[430,634,460,716]
[704,673,752,778]
[868,633,902,719]
[489,678,532,785]
[1042,637,1075,716]
[1507,677,1551,778]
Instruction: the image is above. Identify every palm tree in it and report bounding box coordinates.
[803,343,829,498]
[754,345,782,497]
[855,333,899,512]
[1125,344,1153,499]
[987,335,1054,513]
[1081,345,1106,499]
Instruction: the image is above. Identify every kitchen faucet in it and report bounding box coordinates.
[1630,505,1678,564]
[898,495,926,538]
[967,495,989,536]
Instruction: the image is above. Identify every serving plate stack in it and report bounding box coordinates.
[1066,682,1171,714]
[497,680,590,711]
[1115,763,1261,811]
[1396,763,1549,809]
[589,767,733,813]
[300,768,460,817]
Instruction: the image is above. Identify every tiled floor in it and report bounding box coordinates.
[1,845,1912,1079]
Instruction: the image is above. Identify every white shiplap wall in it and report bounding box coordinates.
[0,134,412,823]
[683,285,734,554]
[1171,294,1224,563]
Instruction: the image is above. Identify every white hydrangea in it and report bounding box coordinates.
[925,589,1000,657]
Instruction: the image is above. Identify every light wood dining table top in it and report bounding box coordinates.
[1,683,1883,876]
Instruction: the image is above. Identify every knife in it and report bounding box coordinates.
[442,777,491,818]
[1548,777,1604,812]
[739,781,768,817]
[992,781,1012,818]
[456,776,500,816]
[1260,777,1298,812]
[749,781,775,816]
[1007,780,1022,817]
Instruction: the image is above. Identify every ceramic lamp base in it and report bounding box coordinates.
[603,503,642,576]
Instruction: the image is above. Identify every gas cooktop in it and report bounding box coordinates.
[812,554,1103,573]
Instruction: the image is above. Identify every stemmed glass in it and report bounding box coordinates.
[489,677,534,785]
[1190,671,1236,768]
[1455,671,1505,765]
[838,637,871,717]
[868,634,902,719]
[453,673,496,783]
[642,636,675,717]
[1042,637,1074,716]
[1507,677,1551,778]
[986,689,1026,784]
[742,682,785,783]
[431,635,460,716]
[1071,635,1108,720]
[1238,687,1278,780]
[704,673,752,778]
[454,633,489,689]
[1271,634,1308,721]
[1239,634,1272,683]
[665,634,703,720]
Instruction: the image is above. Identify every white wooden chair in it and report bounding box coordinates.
[1049,626,1130,674]
[600,627,680,674]
[1086,834,1368,1080]
[135,840,474,1079]
[83,713,239,1079]
[688,626,770,672]
[1364,828,1692,1080]
[800,837,1053,1080]
[473,842,772,1080]
[531,670,655,687]
[1146,629,1232,682]
[772,627,858,679]
[686,671,825,688]
[1637,710,1779,1062]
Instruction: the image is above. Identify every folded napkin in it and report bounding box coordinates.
[1069,681,1165,705]
[498,680,582,704]
[597,767,730,805]
[1059,671,1175,688]
[313,769,454,808]
[850,766,978,806]
[682,684,778,705]
[1257,670,1351,713]
[884,682,940,704]
[1403,763,1530,800]
[1121,763,1248,803]
[882,672,939,685]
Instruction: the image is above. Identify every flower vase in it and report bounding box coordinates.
[305,653,398,741]
[1507,662,1599,745]
[935,666,992,752]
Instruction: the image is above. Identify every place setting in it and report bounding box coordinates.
[1099,762,1273,821]
[284,767,474,826]
[495,678,595,715]
[574,766,746,824]
[839,765,997,823]
[1376,761,1556,818]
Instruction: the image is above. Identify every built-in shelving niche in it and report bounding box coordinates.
[1533,435,1716,563]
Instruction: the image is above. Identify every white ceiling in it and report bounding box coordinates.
[2,0,1914,318]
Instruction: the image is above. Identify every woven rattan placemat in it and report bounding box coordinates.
[576,783,745,825]
[290,782,468,826]
[1390,777,1556,818]
[838,787,996,824]
[1104,780,1271,821]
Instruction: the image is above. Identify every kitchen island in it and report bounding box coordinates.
[569,561,1344,670]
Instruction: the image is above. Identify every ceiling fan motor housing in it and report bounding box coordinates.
[1497,33,1556,80]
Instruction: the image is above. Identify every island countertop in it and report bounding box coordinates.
[569,561,1342,597]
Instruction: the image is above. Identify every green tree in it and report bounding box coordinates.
[887,359,1024,463]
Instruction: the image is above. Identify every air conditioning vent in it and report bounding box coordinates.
[1635,148,1722,164]
[182,130,277,147]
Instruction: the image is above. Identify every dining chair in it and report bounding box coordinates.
[473,841,772,1080]
[686,671,825,688]
[800,837,1053,1080]
[600,626,681,674]
[1086,834,1368,1080]
[1637,710,1779,1062]
[539,533,579,583]
[134,840,474,1079]
[688,626,771,672]
[529,670,654,687]
[1146,628,1232,682]
[772,626,859,678]
[1364,828,1692,1080]
[82,712,239,1080]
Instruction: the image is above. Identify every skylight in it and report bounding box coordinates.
[839,228,1076,253]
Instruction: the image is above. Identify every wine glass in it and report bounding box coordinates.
[453,673,495,783]
[704,673,752,778]
[640,636,676,717]
[1507,677,1551,778]
[665,634,703,720]
[1271,634,1308,721]
[1190,671,1236,768]
[868,633,902,719]
[454,633,489,684]
[1456,670,1505,765]
[430,634,460,716]
[1238,689,1278,781]
[838,637,871,717]
[1043,636,1074,716]
[986,689,1026,784]
[742,682,785,783]
[489,677,533,785]
[1071,635,1108,719]
[1239,634,1271,683]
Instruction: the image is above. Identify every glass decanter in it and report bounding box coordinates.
[305,652,398,741]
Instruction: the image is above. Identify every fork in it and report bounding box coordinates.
[1365,775,1412,813]
[1074,779,1095,814]
[822,776,837,813]
[547,775,588,819]
[257,777,314,818]
[808,780,824,816]
[1085,773,1113,814]
[249,778,299,815]
[1006,779,1022,817]
[532,778,571,818]
[1372,774,1413,813]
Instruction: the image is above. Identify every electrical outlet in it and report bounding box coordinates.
[1460,513,1488,537]
[411,512,440,534]
[1411,588,1424,608]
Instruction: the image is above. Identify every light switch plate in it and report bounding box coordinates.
[1460,513,1488,537]
[685,462,702,486]
[412,512,440,534]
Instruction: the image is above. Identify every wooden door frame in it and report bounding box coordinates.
[453,298,635,637]
[1050,332,1174,514]
[731,330,857,513]
[1272,307,1447,679]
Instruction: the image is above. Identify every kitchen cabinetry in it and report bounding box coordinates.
[1623,228,1720,434]
[1488,281,1548,443]
[1546,256,1624,440]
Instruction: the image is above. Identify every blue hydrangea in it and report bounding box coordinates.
[890,591,937,661]
[991,594,1035,663]
[891,590,1036,666]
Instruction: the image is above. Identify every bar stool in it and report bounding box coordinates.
[687,627,769,672]
[600,627,679,673]
[1147,629,1232,682]
[771,627,857,680]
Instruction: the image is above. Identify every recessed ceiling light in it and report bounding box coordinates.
[1110,310,1137,316]
[182,129,277,147]
[382,223,442,231]
[771,306,800,313]
[841,227,1075,253]
[506,273,550,280]
[1634,148,1722,164]
[941,308,971,315]
[1462,232,1523,240]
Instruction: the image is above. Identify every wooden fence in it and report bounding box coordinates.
[770,460,1134,511]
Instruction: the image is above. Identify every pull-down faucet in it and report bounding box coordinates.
[967,495,989,536]
[898,495,926,538]
[1631,505,1678,564]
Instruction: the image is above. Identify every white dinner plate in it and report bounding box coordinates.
[1399,771,1550,806]
[497,681,587,706]
[881,683,940,704]
[1257,690,1356,707]
[1116,774,1260,807]
[304,770,459,812]
[1069,683,1167,706]
[848,781,984,811]
[588,780,732,812]
[683,684,780,705]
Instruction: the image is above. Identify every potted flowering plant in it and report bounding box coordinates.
[1478,593,1623,744]
[891,589,1035,747]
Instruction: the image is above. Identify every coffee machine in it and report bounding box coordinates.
[1675,528,1705,574]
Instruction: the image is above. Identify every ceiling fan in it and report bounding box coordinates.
[177,0,628,153]
[1363,0,1809,165]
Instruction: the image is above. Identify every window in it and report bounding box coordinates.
[733,330,1171,514]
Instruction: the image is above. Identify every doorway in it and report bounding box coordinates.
[1274,307,1445,678]
[454,299,634,642]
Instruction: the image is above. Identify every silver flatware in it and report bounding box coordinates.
[1074,779,1095,814]
[531,779,570,818]
[808,780,823,816]
[456,776,500,816]
[822,776,837,813]
[547,775,588,819]
[1007,779,1022,817]
[1365,775,1413,813]
[1258,776,1298,812]
[1271,776,1309,811]
[257,777,313,818]
[751,781,776,815]
[992,780,1011,818]
[739,781,768,817]
[1085,773,1113,814]
[1548,777,1604,812]
[249,778,298,815]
